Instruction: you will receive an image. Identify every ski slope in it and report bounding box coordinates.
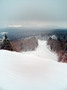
[22,40,57,61]
[0,40,67,90]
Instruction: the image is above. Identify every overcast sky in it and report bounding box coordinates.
[0,0,67,28]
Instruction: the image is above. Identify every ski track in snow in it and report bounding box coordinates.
[22,40,57,61]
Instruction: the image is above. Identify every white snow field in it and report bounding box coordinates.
[0,40,67,90]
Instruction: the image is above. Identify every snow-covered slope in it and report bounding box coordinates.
[22,40,57,61]
[0,49,67,90]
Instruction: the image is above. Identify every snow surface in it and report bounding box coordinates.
[22,40,57,61]
[0,40,67,90]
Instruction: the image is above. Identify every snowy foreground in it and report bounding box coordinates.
[0,40,67,90]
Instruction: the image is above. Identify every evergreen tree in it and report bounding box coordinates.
[1,34,13,51]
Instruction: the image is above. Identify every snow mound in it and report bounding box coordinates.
[0,50,67,90]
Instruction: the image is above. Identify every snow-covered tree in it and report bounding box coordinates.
[1,34,13,51]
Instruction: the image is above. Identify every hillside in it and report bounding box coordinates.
[11,37,38,52]
[0,41,67,90]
